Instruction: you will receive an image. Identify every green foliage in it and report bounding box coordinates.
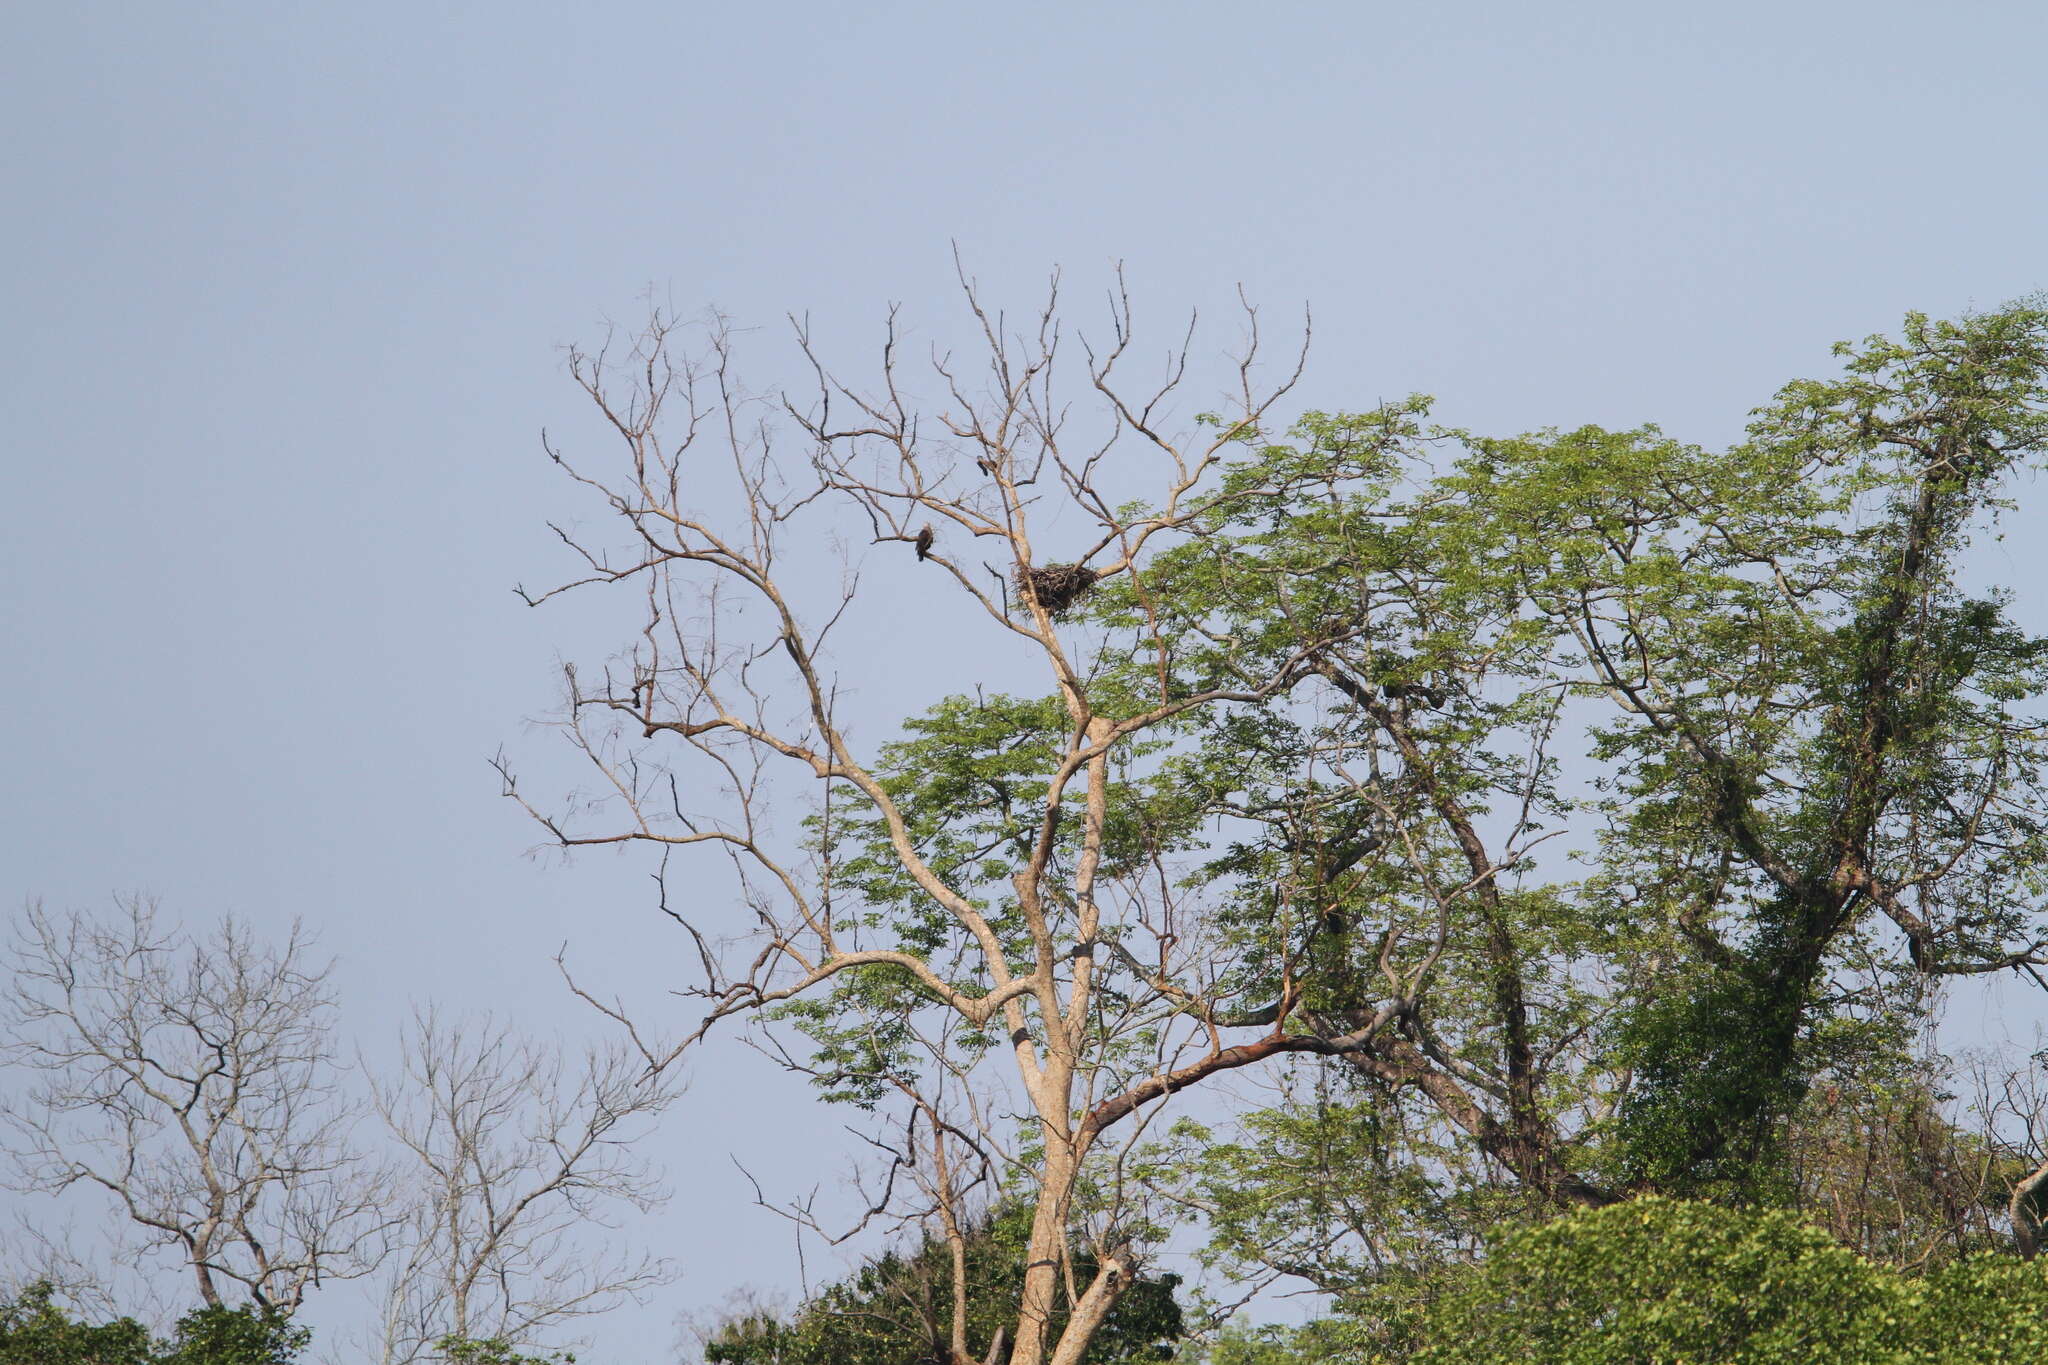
[1577,305,2048,1194]
[1178,303,2048,1212]
[780,688,1199,1109]
[160,1305,307,1365]
[1397,1197,1901,1363]
[1907,1254,2048,1361]
[0,1283,153,1365]
[700,1204,1182,1364]
[0,1286,307,1365]
[1170,1085,1507,1297]
[1106,304,2048,1352]
[1607,951,1810,1199]
[1233,1198,2048,1364]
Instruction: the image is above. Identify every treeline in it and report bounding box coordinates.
[13,294,2048,1363]
[0,1282,558,1365]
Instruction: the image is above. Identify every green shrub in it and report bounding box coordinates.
[1233,1198,2048,1364]
[1404,1197,1899,1363]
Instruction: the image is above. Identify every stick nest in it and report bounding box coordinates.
[1015,562,1100,617]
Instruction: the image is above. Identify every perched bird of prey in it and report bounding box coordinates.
[915,524,935,560]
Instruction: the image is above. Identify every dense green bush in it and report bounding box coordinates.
[1903,1255,2048,1363]
[1203,1199,2048,1364]
[1402,1197,1899,1363]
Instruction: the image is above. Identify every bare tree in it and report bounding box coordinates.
[740,1012,1007,1365]
[367,1006,682,1363]
[1960,1042,2048,1261]
[499,270,1457,1365]
[0,896,393,1312]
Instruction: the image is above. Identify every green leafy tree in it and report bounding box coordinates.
[1479,307,2048,1193]
[1162,1059,1519,1301]
[1127,301,2048,1252]
[0,1283,152,1365]
[0,1286,307,1365]
[160,1305,307,1365]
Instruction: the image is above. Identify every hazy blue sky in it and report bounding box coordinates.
[5,2,2047,1358]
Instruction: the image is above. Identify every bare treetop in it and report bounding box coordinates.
[2,897,395,1313]
[368,1007,682,1363]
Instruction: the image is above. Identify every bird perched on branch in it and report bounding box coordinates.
[915,524,936,560]
[1384,679,1449,709]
